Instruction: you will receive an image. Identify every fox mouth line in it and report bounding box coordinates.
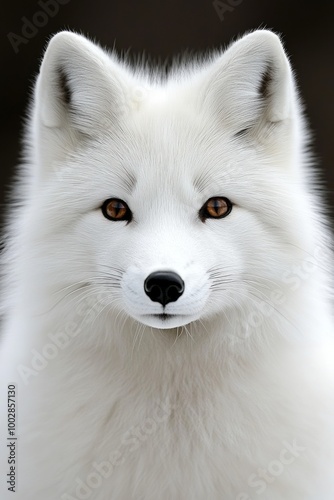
[144,313,180,321]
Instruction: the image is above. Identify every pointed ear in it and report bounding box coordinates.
[33,31,130,175]
[203,30,294,136]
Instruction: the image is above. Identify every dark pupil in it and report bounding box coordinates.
[113,202,124,217]
[211,199,221,214]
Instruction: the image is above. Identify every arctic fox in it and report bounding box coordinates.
[0,29,333,500]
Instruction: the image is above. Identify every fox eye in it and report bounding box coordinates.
[101,198,132,222]
[199,197,232,221]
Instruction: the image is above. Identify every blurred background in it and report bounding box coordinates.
[1,0,333,225]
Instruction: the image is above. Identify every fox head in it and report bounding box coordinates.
[17,30,326,342]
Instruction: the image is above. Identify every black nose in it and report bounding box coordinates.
[144,271,184,306]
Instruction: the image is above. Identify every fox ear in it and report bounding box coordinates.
[33,31,129,173]
[204,30,293,135]
[36,31,128,131]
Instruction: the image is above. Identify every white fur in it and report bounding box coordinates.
[0,30,333,499]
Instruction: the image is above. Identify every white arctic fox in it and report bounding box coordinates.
[0,29,333,500]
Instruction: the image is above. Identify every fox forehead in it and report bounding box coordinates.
[84,141,243,203]
[87,114,248,186]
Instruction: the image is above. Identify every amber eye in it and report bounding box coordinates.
[101,198,132,222]
[199,197,232,221]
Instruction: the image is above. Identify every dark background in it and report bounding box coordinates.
[1,0,333,224]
